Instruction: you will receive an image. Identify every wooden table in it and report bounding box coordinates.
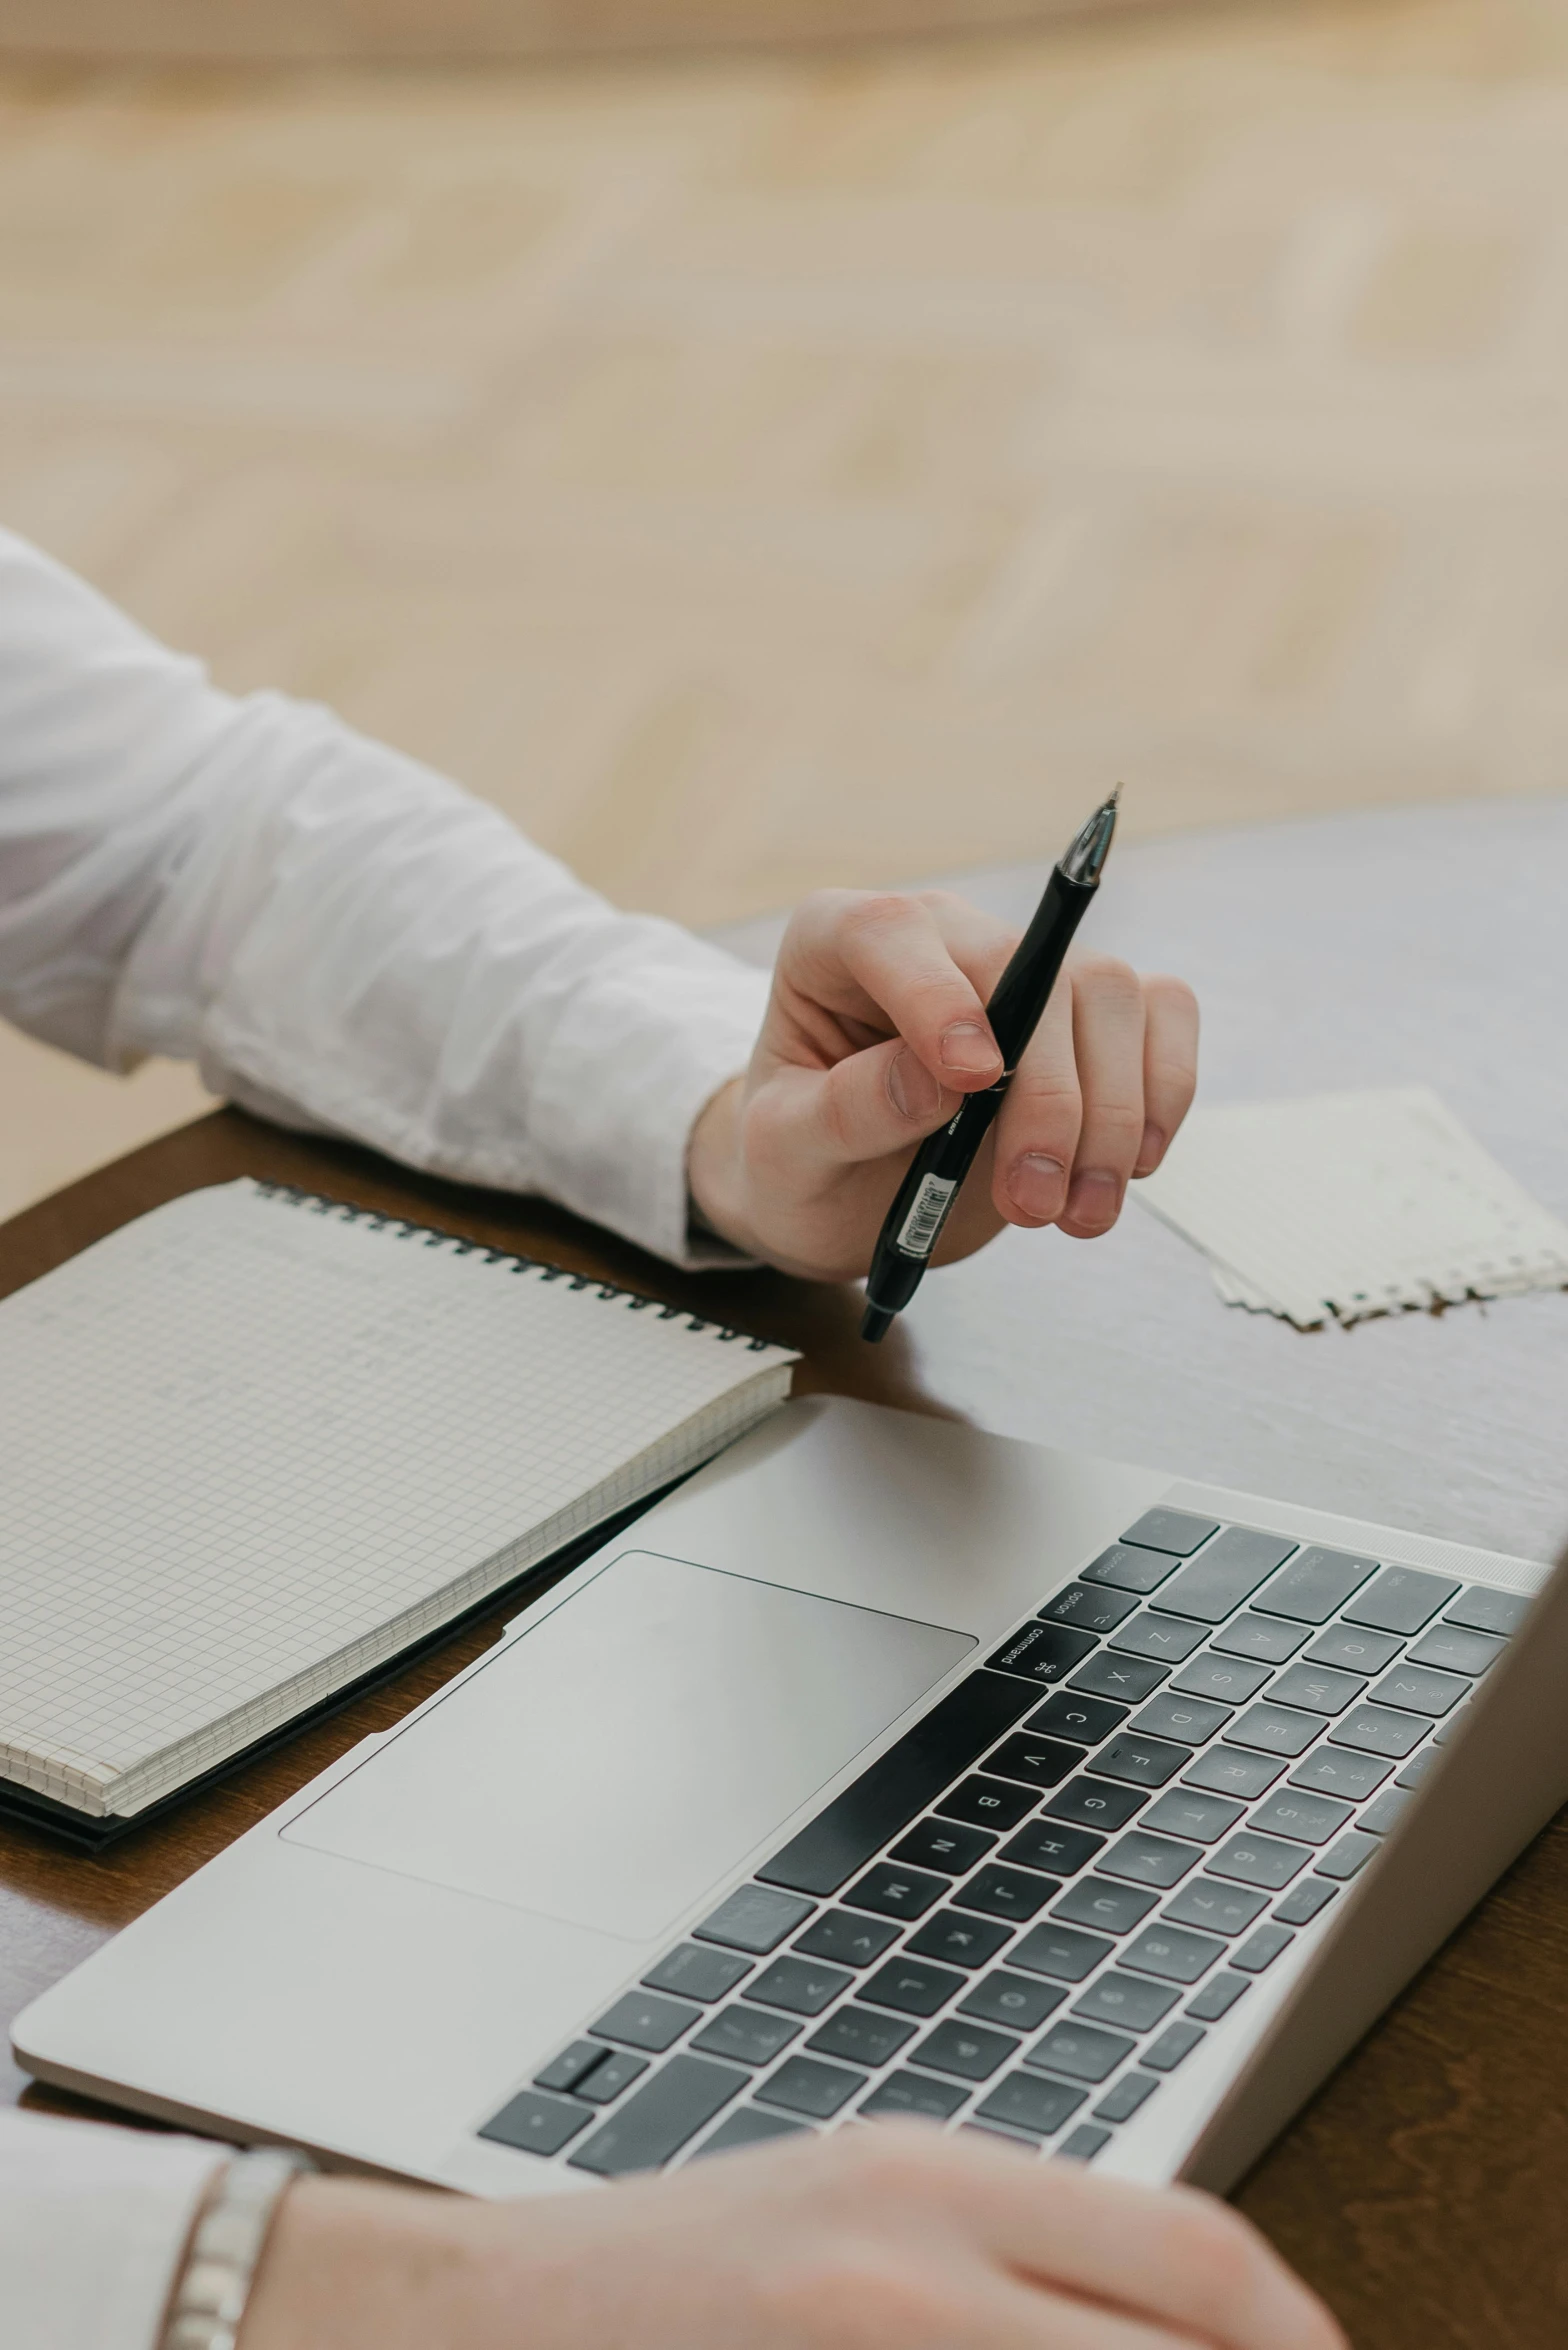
[4,1108,1567,2347]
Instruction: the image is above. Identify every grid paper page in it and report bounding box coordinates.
[0,1183,796,1813]
[1136,1086,1568,1330]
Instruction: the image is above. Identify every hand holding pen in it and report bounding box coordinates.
[686,794,1199,1303]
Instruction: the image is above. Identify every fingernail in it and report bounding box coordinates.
[1006,1154,1068,1220]
[1065,1169,1122,1229]
[940,1021,1000,1076]
[1136,1121,1165,1173]
[888,1048,942,1122]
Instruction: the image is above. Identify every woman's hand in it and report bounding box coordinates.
[242,2124,1342,2350]
[688,887,1199,1279]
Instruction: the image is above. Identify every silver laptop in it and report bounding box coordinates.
[14,1395,1563,2195]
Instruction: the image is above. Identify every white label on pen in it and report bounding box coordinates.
[897,1174,958,1258]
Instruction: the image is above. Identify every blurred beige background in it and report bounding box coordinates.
[3,0,1567,1218]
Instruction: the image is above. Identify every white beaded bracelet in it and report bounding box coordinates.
[161,2147,315,2350]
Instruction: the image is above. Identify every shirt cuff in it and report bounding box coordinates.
[0,2109,226,2350]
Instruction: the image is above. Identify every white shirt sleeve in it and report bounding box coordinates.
[0,527,771,1267]
[0,2109,225,2350]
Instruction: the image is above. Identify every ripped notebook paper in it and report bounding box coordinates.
[1135,1086,1568,1330]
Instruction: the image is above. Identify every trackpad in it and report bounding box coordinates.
[285,1551,973,1943]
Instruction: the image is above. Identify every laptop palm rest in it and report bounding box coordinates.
[284,1549,973,1945]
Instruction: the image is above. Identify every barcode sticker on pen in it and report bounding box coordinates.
[897,1174,958,1258]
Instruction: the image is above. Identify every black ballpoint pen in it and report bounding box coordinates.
[860,787,1120,1343]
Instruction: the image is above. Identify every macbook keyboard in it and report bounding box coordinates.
[474,1509,1527,2176]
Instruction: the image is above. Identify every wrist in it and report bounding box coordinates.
[686,1077,757,1258]
[238,2176,482,2350]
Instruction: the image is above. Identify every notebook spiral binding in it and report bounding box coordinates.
[253,1181,776,1350]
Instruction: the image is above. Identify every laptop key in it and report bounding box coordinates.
[1098,1829,1202,1889]
[1081,1544,1182,1595]
[856,1957,966,2017]
[1169,1653,1273,1705]
[1288,1747,1390,1800]
[1395,1748,1438,1788]
[755,2056,866,2119]
[1186,1971,1251,2021]
[1232,1924,1294,1974]
[695,1886,815,1955]
[1120,1923,1225,1984]
[1026,2020,1135,2084]
[977,2070,1085,2136]
[1139,1788,1245,1844]
[1161,1880,1267,1936]
[1001,1821,1105,1877]
[693,2106,814,2156]
[1109,1614,1208,1665]
[691,2007,800,2066]
[1009,1921,1114,1983]
[1090,1734,1192,1789]
[1357,1784,1412,1836]
[576,2050,650,2104]
[792,1910,900,1968]
[1303,1624,1403,1675]
[1123,1508,1222,1556]
[1248,1788,1354,1846]
[912,2019,1020,2082]
[1372,1663,1468,1717]
[1094,2069,1161,2123]
[1068,1653,1169,1704]
[1314,1830,1380,1881]
[1406,1624,1506,1677]
[858,2071,968,2122]
[1433,1704,1473,1746]
[1025,1692,1129,1745]
[480,2088,594,2157]
[907,1910,1016,1970]
[986,1733,1088,1791]
[592,1992,700,2053]
[1211,1614,1308,1664]
[1142,2022,1206,2072]
[1266,1662,1365,1717]
[1224,1704,1320,1759]
[990,1621,1099,1685]
[1342,1566,1461,1636]
[806,2007,915,2066]
[935,1776,1039,1832]
[743,1956,852,2016]
[1207,1831,1311,1890]
[1273,1876,1339,1925]
[844,1861,947,1921]
[1330,1704,1428,1760]
[569,2055,746,2176]
[955,1863,1056,1923]
[1129,1693,1232,1745]
[757,1670,1038,1898]
[1251,1545,1377,1623]
[1051,1877,1158,1934]
[889,1819,995,1876]
[1443,1585,1531,1637]
[1055,2123,1113,2162]
[1071,1972,1179,2032]
[1044,1777,1147,1831]
[1039,1583,1141,1633]
[642,1945,753,2002]
[1182,1747,1285,1799]
[534,2040,609,2095]
[1155,1529,1297,1623]
[960,1970,1067,2032]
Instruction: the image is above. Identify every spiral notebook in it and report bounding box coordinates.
[0,1180,797,1838]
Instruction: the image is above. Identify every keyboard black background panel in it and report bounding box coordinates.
[472,1499,1530,2180]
